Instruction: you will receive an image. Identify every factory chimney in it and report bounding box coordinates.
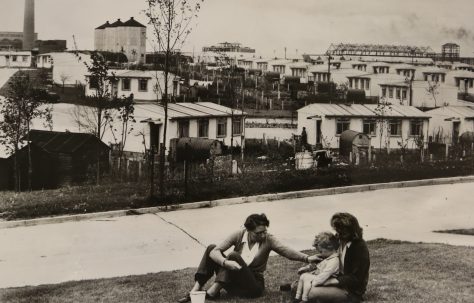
[23,0,35,50]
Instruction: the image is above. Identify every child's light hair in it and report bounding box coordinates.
[312,232,339,251]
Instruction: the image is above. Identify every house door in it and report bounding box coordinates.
[316,120,322,146]
[149,123,161,154]
[452,121,460,144]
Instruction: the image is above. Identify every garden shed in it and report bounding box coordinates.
[7,130,111,189]
[339,130,371,165]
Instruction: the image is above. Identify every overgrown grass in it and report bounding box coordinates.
[0,240,472,303]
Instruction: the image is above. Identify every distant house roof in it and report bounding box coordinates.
[135,102,245,121]
[109,19,124,28]
[23,130,109,154]
[123,17,146,28]
[298,103,430,119]
[95,21,110,30]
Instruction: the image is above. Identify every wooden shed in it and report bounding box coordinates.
[0,158,10,190]
[339,130,371,165]
[8,130,111,189]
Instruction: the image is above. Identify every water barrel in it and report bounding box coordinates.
[295,151,314,170]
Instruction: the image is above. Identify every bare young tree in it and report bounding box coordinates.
[145,0,204,201]
[59,72,70,93]
[374,99,393,153]
[426,80,440,107]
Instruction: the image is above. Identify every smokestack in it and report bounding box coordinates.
[23,0,35,50]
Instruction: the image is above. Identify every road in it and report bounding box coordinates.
[0,182,473,289]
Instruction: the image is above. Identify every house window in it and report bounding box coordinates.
[217,118,227,137]
[389,120,402,136]
[232,117,242,135]
[382,87,387,98]
[396,88,401,99]
[410,120,423,136]
[198,119,209,138]
[388,87,393,98]
[363,120,376,136]
[178,120,189,138]
[22,56,28,62]
[336,118,350,135]
[138,78,148,92]
[402,89,407,100]
[89,76,99,90]
[365,79,370,90]
[122,78,131,91]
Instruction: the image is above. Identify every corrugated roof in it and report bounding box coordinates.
[449,70,474,79]
[25,130,108,153]
[134,102,244,120]
[298,103,430,119]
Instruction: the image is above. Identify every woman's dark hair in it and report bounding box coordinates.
[330,212,363,240]
[244,213,270,231]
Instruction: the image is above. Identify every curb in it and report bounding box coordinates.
[1,175,473,229]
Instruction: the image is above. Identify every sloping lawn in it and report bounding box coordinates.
[0,239,472,303]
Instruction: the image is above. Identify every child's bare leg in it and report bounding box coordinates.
[295,274,306,300]
[301,274,313,302]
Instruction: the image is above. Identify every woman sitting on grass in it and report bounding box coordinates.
[177,213,322,302]
[302,212,370,303]
[293,232,340,303]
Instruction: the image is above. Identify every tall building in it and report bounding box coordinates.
[23,0,35,50]
[94,17,146,63]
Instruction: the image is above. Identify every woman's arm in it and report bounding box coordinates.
[209,230,242,270]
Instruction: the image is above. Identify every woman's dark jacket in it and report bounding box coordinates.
[336,238,370,298]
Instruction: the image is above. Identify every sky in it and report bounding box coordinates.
[1,0,474,58]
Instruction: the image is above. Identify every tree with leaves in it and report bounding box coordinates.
[145,0,204,201]
[0,71,52,191]
[373,99,393,153]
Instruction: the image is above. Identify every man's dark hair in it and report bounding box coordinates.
[244,213,270,231]
[330,212,363,240]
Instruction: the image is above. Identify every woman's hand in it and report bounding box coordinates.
[297,265,311,275]
[224,260,242,271]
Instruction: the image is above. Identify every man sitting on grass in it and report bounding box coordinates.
[177,213,321,302]
[293,232,340,303]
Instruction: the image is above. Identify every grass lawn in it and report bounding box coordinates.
[0,239,472,303]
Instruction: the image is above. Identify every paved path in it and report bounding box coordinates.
[0,182,473,289]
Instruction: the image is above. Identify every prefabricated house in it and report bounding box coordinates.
[85,70,180,101]
[0,51,32,68]
[426,106,474,145]
[137,102,245,155]
[297,103,430,151]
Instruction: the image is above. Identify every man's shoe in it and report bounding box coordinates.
[177,293,191,303]
[205,291,220,301]
[279,283,292,291]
